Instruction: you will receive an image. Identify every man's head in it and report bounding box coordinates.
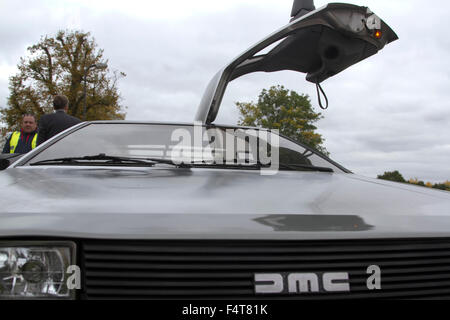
[53,95,69,111]
[21,114,37,133]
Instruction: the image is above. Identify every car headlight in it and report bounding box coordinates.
[0,241,76,299]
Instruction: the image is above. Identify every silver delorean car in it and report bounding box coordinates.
[1,1,450,300]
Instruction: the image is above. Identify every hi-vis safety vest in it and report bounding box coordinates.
[9,131,37,154]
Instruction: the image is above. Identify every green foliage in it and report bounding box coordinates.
[378,170,449,191]
[236,85,329,155]
[432,183,450,191]
[377,170,406,183]
[1,30,126,133]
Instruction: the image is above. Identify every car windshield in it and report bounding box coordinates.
[24,123,345,172]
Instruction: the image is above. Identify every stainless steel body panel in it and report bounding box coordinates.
[0,165,448,239]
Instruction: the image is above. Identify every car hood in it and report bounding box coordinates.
[0,166,449,239]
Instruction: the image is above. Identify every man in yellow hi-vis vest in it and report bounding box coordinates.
[2,114,38,154]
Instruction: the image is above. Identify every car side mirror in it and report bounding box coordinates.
[0,158,10,171]
[0,153,23,170]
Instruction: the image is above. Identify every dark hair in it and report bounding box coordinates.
[53,95,69,110]
[22,113,37,122]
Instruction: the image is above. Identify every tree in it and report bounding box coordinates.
[236,85,328,155]
[381,172,449,191]
[0,127,7,149]
[1,30,126,133]
[377,170,406,183]
[432,182,450,191]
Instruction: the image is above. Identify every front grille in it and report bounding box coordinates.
[81,239,450,299]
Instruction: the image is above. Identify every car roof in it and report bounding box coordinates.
[86,120,261,131]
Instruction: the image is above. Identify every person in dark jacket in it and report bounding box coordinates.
[2,114,38,154]
[37,95,81,146]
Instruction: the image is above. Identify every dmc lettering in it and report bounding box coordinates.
[255,266,382,294]
[254,272,350,294]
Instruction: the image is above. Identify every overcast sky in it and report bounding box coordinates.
[0,0,449,182]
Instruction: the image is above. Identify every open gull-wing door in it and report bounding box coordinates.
[195,1,398,124]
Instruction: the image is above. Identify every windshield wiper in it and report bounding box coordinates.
[181,160,333,172]
[29,153,190,167]
[29,155,333,172]
[187,160,269,170]
[187,160,333,172]
[278,163,334,172]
